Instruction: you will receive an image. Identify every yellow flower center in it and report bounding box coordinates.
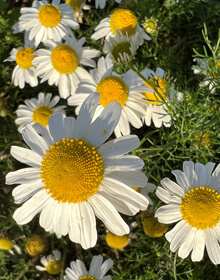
[142,216,169,238]
[96,76,129,107]
[38,4,61,27]
[110,9,137,36]
[0,239,13,250]
[32,105,53,126]
[143,19,157,34]
[46,260,62,275]
[25,234,48,256]
[131,186,140,192]
[65,0,84,12]
[180,187,220,230]
[80,276,97,280]
[112,42,132,62]
[143,77,167,105]
[105,231,129,249]
[41,138,104,203]
[15,47,36,69]
[51,44,79,74]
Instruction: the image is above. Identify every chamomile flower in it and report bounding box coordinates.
[6,93,149,249]
[88,0,121,9]
[91,8,151,45]
[64,255,113,280]
[4,43,38,89]
[33,37,100,99]
[13,0,79,48]
[68,56,146,137]
[142,17,158,35]
[0,238,22,255]
[15,92,66,133]
[140,67,172,128]
[103,29,140,64]
[36,249,62,275]
[65,0,90,23]
[192,58,219,93]
[155,161,220,264]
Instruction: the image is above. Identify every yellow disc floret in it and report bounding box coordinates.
[0,238,13,250]
[105,231,129,249]
[96,76,129,107]
[144,77,167,105]
[38,4,61,27]
[25,234,48,256]
[46,260,63,275]
[41,138,104,203]
[142,216,169,238]
[33,105,53,126]
[51,44,79,74]
[79,276,97,280]
[16,47,36,69]
[65,0,84,12]
[110,9,137,36]
[180,187,220,230]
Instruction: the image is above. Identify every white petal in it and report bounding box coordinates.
[49,114,65,142]
[191,230,205,262]
[88,193,129,235]
[160,178,185,198]
[11,146,42,167]
[6,167,40,184]
[155,204,182,223]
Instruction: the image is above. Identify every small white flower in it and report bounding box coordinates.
[68,56,147,137]
[6,93,148,249]
[13,0,79,47]
[15,92,66,133]
[139,67,174,128]
[32,37,100,99]
[155,161,220,264]
[4,42,38,89]
[36,249,62,275]
[103,29,140,64]
[64,255,113,280]
[88,0,121,9]
[91,8,151,45]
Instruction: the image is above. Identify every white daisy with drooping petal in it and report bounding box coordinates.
[103,29,140,64]
[65,0,90,23]
[139,67,174,128]
[68,56,146,137]
[32,37,100,99]
[155,161,220,265]
[88,0,121,9]
[4,43,38,89]
[64,255,113,280]
[36,249,62,275]
[192,58,218,93]
[6,93,149,249]
[13,0,79,48]
[91,8,151,45]
[15,92,66,133]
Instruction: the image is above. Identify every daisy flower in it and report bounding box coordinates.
[142,17,158,35]
[68,56,146,137]
[64,255,113,280]
[6,93,149,249]
[155,161,220,264]
[140,67,173,128]
[4,43,38,89]
[91,8,151,45]
[33,37,100,99]
[65,0,90,23]
[192,58,219,93]
[88,0,121,9]
[15,92,66,133]
[0,238,22,255]
[36,249,62,275]
[103,29,140,64]
[13,0,79,48]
